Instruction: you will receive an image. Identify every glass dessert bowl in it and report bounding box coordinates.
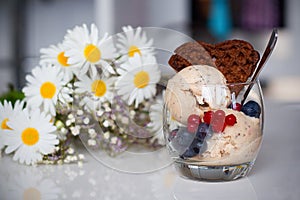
[163,65,264,181]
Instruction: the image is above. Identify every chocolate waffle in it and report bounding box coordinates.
[168,40,260,94]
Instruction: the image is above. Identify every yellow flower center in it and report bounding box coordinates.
[21,127,39,146]
[128,45,141,57]
[23,187,41,200]
[84,44,101,63]
[91,80,107,97]
[40,82,56,99]
[134,71,150,89]
[1,118,12,130]
[57,51,70,67]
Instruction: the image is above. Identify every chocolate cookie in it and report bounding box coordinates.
[168,40,260,94]
[168,42,215,72]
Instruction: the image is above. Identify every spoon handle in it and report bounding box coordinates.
[241,28,278,105]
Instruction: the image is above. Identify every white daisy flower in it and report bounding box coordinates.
[148,99,164,133]
[40,42,78,82]
[3,109,59,165]
[116,25,154,61]
[116,51,157,75]
[148,98,179,145]
[115,54,161,107]
[148,99,165,145]
[64,23,117,76]
[0,100,25,150]
[22,64,73,116]
[74,70,115,111]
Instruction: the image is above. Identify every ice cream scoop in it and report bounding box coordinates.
[165,65,231,124]
[195,108,262,165]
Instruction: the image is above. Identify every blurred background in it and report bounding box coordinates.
[0,0,299,102]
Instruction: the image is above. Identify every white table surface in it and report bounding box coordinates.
[0,98,300,200]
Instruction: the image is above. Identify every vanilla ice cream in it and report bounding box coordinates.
[189,109,262,165]
[165,65,231,124]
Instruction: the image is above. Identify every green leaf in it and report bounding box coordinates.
[0,90,25,106]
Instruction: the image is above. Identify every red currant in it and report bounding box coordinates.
[212,110,225,126]
[232,103,242,111]
[225,114,237,126]
[187,123,198,133]
[222,123,226,132]
[187,114,201,125]
[213,110,226,120]
[210,110,226,133]
[211,121,226,133]
[203,111,214,124]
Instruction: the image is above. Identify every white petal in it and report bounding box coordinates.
[5,140,22,154]
[38,143,56,154]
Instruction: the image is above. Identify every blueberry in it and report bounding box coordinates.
[195,123,213,142]
[180,123,212,158]
[175,127,194,146]
[181,147,197,158]
[241,100,261,118]
[171,127,195,154]
[181,140,208,158]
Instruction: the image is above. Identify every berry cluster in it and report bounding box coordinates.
[169,100,261,159]
[175,111,237,158]
[202,110,237,133]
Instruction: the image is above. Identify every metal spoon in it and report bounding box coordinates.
[241,28,278,105]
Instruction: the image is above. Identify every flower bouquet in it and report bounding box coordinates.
[0,24,167,166]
